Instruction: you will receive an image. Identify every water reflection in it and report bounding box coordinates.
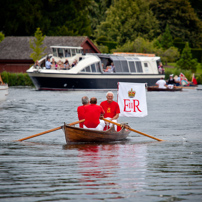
[63,142,148,198]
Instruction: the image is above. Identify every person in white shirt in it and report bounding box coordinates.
[156,77,167,89]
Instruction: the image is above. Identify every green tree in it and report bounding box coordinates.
[29,28,47,62]
[160,24,173,50]
[189,0,202,20]
[0,0,43,36]
[95,0,159,45]
[114,37,158,54]
[88,0,114,37]
[0,0,92,36]
[176,42,198,72]
[150,0,202,48]
[160,47,180,65]
[0,32,5,42]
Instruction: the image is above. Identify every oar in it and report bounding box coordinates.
[102,118,164,141]
[16,119,85,142]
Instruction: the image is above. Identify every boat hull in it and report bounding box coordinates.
[0,84,9,102]
[147,86,182,91]
[63,123,131,143]
[28,73,162,90]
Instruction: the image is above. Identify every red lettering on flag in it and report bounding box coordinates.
[123,99,142,112]
[133,99,142,112]
[123,99,131,112]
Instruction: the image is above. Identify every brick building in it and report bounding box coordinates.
[0,36,100,73]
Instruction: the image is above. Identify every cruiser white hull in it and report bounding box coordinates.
[28,71,163,90]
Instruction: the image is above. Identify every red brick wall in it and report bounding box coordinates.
[0,61,33,73]
[82,41,98,54]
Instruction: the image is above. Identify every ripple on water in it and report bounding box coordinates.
[0,87,202,201]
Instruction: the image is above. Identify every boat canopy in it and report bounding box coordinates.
[96,54,160,74]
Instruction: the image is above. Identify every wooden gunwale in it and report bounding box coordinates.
[63,123,130,143]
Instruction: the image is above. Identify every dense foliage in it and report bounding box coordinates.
[1,0,201,48]
[95,0,159,45]
[1,71,34,86]
[0,0,202,73]
[149,0,202,48]
[0,0,92,36]
[176,42,198,72]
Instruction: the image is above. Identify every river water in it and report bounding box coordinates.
[0,87,202,202]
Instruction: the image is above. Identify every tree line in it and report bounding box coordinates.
[1,0,201,45]
[1,0,202,72]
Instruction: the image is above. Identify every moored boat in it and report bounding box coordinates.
[147,86,182,91]
[63,123,131,143]
[27,46,163,90]
[0,75,8,102]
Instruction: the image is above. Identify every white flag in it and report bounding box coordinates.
[117,82,148,117]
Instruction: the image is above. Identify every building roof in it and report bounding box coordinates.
[0,36,99,60]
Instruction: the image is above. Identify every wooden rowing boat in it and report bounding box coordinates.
[147,86,182,91]
[63,123,131,143]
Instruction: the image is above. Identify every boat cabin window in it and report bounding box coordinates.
[144,63,148,67]
[58,48,64,58]
[129,61,136,72]
[86,66,91,72]
[96,63,101,72]
[72,49,76,56]
[76,49,82,54]
[110,56,129,73]
[80,63,101,73]
[121,60,129,72]
[52,48,57,57]
[136,61,143,72]
[65,49,71,57]
[91,64,96,72]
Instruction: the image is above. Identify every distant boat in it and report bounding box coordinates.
[0,75,8,102]
[147,86,182,91]
[27,46,163,90]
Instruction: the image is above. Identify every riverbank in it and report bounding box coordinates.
[164,64,202,84]
[0,71,34,86]
[1,68,202,87]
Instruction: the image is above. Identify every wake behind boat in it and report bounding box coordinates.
[27,46,163,90]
